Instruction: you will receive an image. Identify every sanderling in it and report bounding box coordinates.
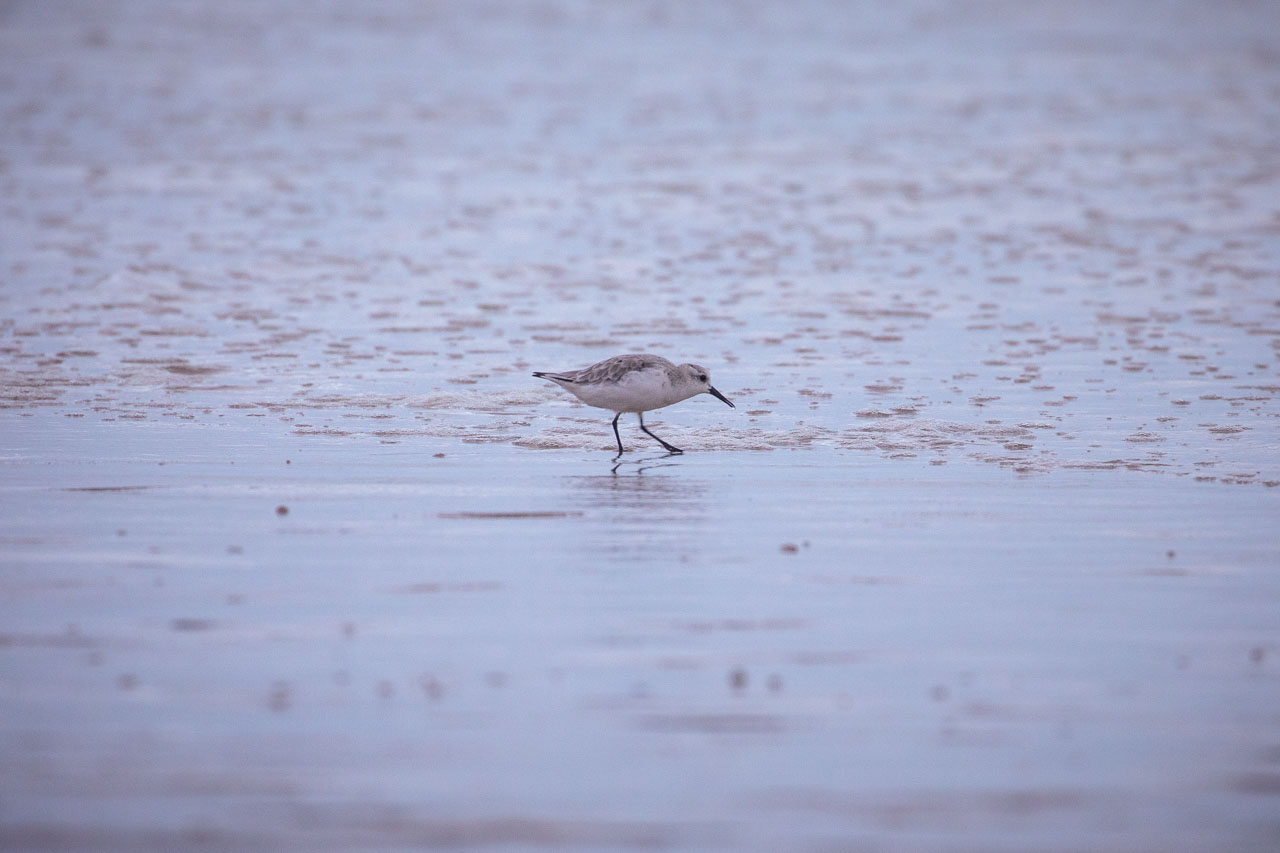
[533,353,735,454]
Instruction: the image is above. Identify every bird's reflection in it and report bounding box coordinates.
[610,451,683,475]
[566,453,710,561]
[576,455,706,509]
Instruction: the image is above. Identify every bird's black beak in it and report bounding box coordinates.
[708,386,735,408]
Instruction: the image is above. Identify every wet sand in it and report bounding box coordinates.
[3,1,1280,850]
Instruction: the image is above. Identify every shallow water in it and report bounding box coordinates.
[3,432,1279,851]
[3,1,1280,851]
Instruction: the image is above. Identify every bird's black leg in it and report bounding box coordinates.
[638,412,683,453]
[611,412,625,455]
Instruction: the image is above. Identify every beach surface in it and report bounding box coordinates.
[2,2,1279,850]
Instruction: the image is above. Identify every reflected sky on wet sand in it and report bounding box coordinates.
[2,1,1280,851]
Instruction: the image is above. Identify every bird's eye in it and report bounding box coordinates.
[698,374,707,382]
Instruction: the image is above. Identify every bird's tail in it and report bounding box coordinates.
[532,371,574,383]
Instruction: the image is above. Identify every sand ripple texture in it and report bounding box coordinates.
[2,1,1279,482]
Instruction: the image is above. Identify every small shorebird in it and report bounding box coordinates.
[533,353,735,454]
